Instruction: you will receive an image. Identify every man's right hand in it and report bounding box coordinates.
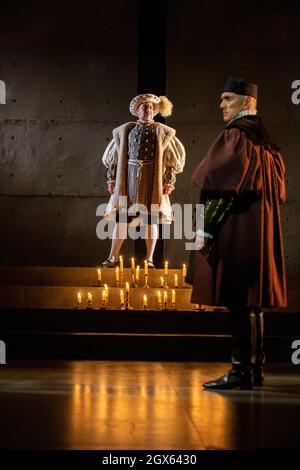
[108,182,115,194]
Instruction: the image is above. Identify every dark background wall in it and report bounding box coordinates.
[0,0,299,272]
[0,0,138,265]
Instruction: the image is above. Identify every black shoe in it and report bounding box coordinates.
[203,368,253,390]
[101,258,116,268]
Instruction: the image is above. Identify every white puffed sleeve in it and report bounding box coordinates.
[102,139,118,182]
[163,136,186,186]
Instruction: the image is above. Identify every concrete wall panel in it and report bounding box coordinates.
[167,0,300,272]
[1,0,299,272]
[0,121,118,196]
[1,195,134,266]
[0,0,137,266]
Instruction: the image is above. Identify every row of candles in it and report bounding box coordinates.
[96,258,188,288]
[76,285,178,310]
[101,257,187,275]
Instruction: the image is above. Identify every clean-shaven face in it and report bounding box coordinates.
[137,101,154,123]
[220,92,244,123]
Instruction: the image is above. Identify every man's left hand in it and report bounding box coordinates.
[163,183,175,195]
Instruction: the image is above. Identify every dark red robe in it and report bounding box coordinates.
[190,116,286,308]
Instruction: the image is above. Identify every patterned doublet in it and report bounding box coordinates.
[126,123,157,209]
[106,121,177,187]
[128,123,157,161]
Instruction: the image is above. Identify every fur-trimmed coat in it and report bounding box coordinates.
[102,121,185,223]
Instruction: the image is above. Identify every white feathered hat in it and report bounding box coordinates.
[129,93,173,117]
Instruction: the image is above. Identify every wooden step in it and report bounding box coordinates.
[1,267,299,312]
[0,266,188,287]
[1,308,299,361]
[1,331,295,361]
[2,309,299,336]
[0,285,193,310]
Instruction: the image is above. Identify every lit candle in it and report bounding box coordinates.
[125,282,129,293]
[119,256,124,273]
[164,261,168,275]
[120,289,125,305]
[77,292,82,305]
[102,290,106,303]
[116,266,120,282]
[131,257,135,270]
[157,291,162,307]
[87,292,93,307]
[104,284,108,301]
[97,269,101,282]
[174,274,178,288]
[160,276,164,287]
[136,266,140,281]
[164,291,168,304]
[143,294,147,309]
[182,264,187,277]
[144,260,148,275]
[172,289,176,305]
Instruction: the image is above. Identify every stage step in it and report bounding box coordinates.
[1,331,296,361]
[0,266,188,287]
[0,309,299,361]
[0,266,196,310]
[1,309,299,335]
[0,285,194,310]
[1,267,299,311]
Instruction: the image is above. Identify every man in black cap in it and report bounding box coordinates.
[220,76,258,125]
[190,77,286,389]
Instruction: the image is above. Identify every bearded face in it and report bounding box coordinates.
[137,101,155,123]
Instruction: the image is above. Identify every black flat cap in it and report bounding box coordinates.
[222,76,258,99]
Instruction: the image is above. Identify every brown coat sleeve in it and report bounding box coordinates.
[191,128,263,196]
[271,151,286,205]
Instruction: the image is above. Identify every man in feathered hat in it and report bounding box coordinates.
[190,77,286,389]
[101,93,185,267]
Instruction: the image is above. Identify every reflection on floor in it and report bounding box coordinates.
[0,361,299,450]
